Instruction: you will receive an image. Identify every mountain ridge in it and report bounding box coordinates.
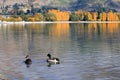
[0,0,120,11]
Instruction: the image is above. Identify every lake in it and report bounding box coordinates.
[0,22,120,80]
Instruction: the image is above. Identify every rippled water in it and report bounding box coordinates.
[0,23,120,80]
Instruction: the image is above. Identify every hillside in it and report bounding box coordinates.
[0,0,120,11]
[71,0,120,11]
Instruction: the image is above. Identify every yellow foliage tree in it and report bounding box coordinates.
[33,13,44,21]
[101,12,107,21]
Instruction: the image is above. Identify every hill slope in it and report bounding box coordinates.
[71,0,120,11]
[0,0,120,11]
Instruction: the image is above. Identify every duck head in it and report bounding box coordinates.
[47,53,52,59]
[25,55,29,59]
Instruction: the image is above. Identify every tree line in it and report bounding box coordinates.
[0,9,120,21]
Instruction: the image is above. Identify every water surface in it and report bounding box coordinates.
[0,23,120,80]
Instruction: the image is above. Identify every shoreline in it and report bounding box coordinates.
[1,21,120,24]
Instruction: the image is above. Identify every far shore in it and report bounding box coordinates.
[1,21,120,24]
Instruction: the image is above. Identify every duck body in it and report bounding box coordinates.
[47,54,60,64]
[47,58,59,63]
[24,55,32,67]
[25,58,32,65]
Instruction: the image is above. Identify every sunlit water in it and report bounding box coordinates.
[0,23,120,80]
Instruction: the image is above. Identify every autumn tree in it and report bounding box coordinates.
[33,13,44,21]
[101,12,107,21]
[48,10,69,21]
[91,12,97,21]
[107,11,119,21]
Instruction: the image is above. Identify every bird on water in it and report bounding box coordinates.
[47,53,60,64]
[25,55,32,68]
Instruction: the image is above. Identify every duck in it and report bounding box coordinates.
[47,53,60,64]
[25,55,32,67]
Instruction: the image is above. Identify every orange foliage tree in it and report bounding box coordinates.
[48,10,69,21]
[107,11,119,21]
[91,12,97,21]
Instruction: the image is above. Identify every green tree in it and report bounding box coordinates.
[69,13,79,21]
[20,12,26,21]
[97,12,101,19]
[44,13,57,21]
[13,3,19,15]
[83,15,88,21]
[77,14,83,21]
[117,13,120,20]
[20,14,32,21]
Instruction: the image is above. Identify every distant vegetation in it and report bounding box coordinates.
[0,9,120,21]
[0,0,120,21]
[1,0,120,11]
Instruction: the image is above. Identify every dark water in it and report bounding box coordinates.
[0,23,120,80]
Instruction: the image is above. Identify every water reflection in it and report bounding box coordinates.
[0,23,120,80]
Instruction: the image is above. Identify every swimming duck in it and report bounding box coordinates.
[47,54,60,64]
[25,55,32,67]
